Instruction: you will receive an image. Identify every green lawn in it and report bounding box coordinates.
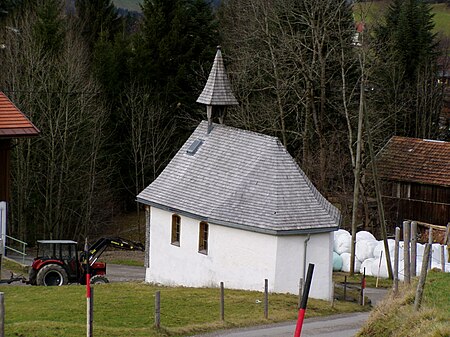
[0,282,367,337]
[431,4,450,38]
[353,2,450,38]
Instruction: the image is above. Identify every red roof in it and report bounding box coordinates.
[376,136,450,187]
[0,92,40,138]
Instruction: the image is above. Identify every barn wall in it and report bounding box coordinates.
[145,207,333,300]
[382,181,450,226]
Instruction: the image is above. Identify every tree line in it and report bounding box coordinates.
[0,0,446,243]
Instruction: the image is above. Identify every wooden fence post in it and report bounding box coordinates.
[343,276,347,301]
[428,227,433,270]
[393,227,400,294]
[264,279,268,319]
[220,282,224,321]
[360,268,366,306]
[155,291,161,329]
[298,278,303,309]
[446,224,450,263]
[0,292,4,337]
[331,282,335,308]
[403,221,411,284]
[410,221,417,277]
[414,243,431,311]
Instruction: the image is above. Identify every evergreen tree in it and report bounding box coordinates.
[133,0,218,113]
[32,0,64,55]
[373,0,441,139]
[377,0,437,81]
[75,0,121,51]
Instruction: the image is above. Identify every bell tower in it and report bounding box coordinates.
[196,46,238,134]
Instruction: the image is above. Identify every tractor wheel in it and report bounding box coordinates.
[90,275,109,284]
[28,268,37,286]
[36,264,68,286]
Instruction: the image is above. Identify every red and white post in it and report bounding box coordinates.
[85,238,93,337]
[294,263,315,337]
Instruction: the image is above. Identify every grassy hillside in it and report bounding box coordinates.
[353,1,450,38]
[357,270,450,337]
[0,283,367,337]
[113,0,142,12]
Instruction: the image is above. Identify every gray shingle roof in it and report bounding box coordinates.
[137,122,340,234]
[196,47,239,106]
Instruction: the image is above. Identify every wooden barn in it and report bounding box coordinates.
[375,136,450,228]
[0,92,40,202]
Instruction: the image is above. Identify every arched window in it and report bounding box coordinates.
[198,221,209,254]
[171,214,181,246]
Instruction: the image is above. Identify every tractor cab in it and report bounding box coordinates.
[30,240,80,286]
[36,240,79,261]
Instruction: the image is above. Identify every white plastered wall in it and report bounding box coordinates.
[146,206,333,300]
[274,233,333,300]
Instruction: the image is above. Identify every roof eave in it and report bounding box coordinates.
[137,198,339,236]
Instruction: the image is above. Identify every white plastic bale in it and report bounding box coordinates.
[360,258,376,276]
[340,252,362,273]
[333,252,343,271]
[373,239,396,258]
[370,254,390,279]
[356,231,376,242]
[355,239,378,261]
[334,230,352,255]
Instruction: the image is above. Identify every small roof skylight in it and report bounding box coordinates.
[186,138,204,155]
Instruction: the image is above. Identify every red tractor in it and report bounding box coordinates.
[28,237,144,286]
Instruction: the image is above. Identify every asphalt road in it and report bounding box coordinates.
[192,312,371,337]
[193,288,387,337]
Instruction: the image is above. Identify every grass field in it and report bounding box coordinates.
[357,270,450,337]
[113,0,142,12]
[353,1,450,38]
[0,282,368,337]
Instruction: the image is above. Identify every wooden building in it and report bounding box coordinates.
[0,92,39,202]
[375,136,450,227]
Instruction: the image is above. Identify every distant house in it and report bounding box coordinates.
[137,47,340,300]
[375,136,450,227]
[0,92,40,202]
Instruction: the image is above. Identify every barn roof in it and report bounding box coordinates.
[0,92,40,138]
[137,122,340,235]
[376,136,450,187]
[196,47,238,106]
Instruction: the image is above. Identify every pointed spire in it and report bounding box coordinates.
[197,46,238,134]
[197,46,238,106]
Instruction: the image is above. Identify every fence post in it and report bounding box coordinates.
[264,279,268,319]
[298,278,303,309]
[393,227,400,294]
[410,221,417,277]
[441,245,445,272]
[360,268,366,306]
[343,276,347,301]
[446,223,450,263]
[414,243,431,311]
[428,227,433,270]
[220,282,224,321]
[403,221,411,284]
[155,291,160,329]
[0,292,4,337]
